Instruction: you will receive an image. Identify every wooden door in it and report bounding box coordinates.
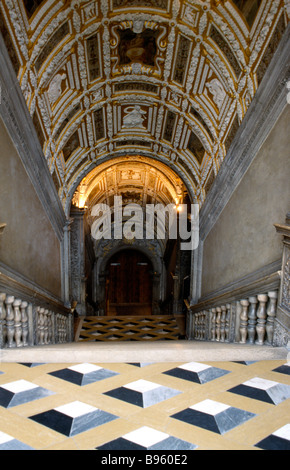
[106,250,153,315]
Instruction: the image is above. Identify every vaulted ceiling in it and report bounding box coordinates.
[0,0,288,215]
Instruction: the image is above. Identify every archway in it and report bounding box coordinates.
[105,249,153,316]
[69,155,194,317]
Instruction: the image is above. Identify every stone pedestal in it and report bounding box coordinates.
[274,214,290,346]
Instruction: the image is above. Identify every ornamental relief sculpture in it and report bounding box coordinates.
[281,250,290,311]
[47,72,67,105]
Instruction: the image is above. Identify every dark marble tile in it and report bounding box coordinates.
[171,399,256,434]
[30,401,118,436]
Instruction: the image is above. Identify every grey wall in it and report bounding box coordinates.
[0,117,62,299]
[201,104,290,297]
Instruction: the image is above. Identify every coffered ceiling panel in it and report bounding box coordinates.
[0,0,288,212]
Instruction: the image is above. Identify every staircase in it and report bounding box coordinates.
[75,315,186,342]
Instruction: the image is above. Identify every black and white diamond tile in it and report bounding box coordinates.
[228,377,290,405]
[104,379,181,407]
[163,362,230,384]
[49,363,119,386]
[255,423,290,450]
[233,361,257,365]
[20,363,44,367]
[30,401,118,436]
[171,399,256,434]
[128,363,154,367]
[0,379,54,408]
[272,362,290,376]
[97,426,197,450]
[0,431,34,450]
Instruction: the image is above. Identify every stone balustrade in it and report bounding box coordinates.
[0,292,73,349]
[189,290,279,346]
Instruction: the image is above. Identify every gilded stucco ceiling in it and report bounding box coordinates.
[0,0,289,214]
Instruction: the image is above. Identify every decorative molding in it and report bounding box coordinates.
[199,22,290,240]
[0,261,68,314]
[0,32,67,242]
[191,260,281,313]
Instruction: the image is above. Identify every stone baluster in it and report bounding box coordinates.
[63,316,67,342]
[195,313,200,339]
[0,293,7,348]
[5,296,15,348]
[247,296,258,344]
[200,312,204,339]
[59,315,63,343]
[43,309,49,345]
[239,299,249,344]
[255,294,268,345]
[211,308,216,341]
[20,301,28,346]
[225,304,231,342]
[220,305,226,342]
[202,311,206,340]
[266,291,278,345]
[216,307,221,341]
[13,299,23,347]
[55,314,59,342]
[198,313,202,339]
[47,311,53,344]
[37,307,45,345]
[194,313,198,339]
[56,314,63,343]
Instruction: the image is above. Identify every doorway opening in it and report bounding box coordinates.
[105,249,153,316]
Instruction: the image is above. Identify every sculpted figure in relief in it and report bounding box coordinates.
[47,73,66,104]
[206,78,226,109]
[122,105,146,129]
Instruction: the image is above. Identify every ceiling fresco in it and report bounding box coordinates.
[0,0,288,215]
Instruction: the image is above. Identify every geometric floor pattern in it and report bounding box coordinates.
[0,360,289,450]
[77,316,182,342]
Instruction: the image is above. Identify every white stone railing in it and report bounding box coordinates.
[188,290,279,346]
[0,292,73,349]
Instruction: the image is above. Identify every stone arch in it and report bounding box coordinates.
[94,240,164,316]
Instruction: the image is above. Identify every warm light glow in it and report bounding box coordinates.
[78,194,87,209]
[174,204,182,212]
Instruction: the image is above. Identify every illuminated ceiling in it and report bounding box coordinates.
[0,0,288,214]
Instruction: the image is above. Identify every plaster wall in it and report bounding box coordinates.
[201,104,290,297]
[0,117,62,299]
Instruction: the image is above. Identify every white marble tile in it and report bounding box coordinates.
[123,426,169,447]
[190,399,230,415]
[124,379,160,393]
[54,401,97,418]
[68,363,102,373]
[1,379,38,393]
[243,377,279,390]
[273,423,290,440]
[179,362,211,372]
[0,431,13,444]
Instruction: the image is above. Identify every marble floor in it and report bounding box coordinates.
[0,357,290,451]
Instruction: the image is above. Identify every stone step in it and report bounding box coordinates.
[76,315,185,342]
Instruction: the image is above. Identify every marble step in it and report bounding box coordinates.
[76,315,185,342]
